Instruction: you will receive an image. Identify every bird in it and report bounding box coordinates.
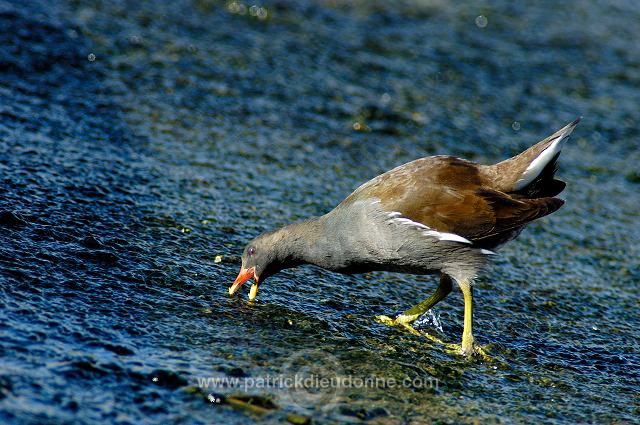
[229,119,580,356]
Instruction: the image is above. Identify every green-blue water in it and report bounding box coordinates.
[1,0,638,423]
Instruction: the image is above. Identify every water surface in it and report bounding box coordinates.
[1,0,639,423]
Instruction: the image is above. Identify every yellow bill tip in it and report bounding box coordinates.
[248,283,258,301]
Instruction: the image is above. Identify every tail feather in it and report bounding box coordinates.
[470,189,565,247]
[512,152,566,198]
[482,118,580,195]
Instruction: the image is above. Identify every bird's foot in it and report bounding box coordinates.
[376,315,421,336]
[376,315,492,360]
[375,315,446,344]
[447,342,492,361]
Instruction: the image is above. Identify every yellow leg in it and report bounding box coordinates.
[377,274,452,335]
[378,275,492,359]
[397,274,453,324]
[459,279,475,356]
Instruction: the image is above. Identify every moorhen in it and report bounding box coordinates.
[230,119,580,356]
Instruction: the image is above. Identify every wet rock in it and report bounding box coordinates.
[78,249,119,264]
[80,235,106,249]
[0,210,28,227]
[0,376,13,400]
[215,364,248,378]
[149,370,188,389]
[626,171,640,183]
[102,343,135,356]
[59,361,110,379]
[286,413,312,425]
[226,394,278,414]
[216,365,247,378]
[338,405,390,420]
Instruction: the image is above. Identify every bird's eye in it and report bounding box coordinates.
[248,246,256,256]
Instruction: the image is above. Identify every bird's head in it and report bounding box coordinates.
[228,232,285,301]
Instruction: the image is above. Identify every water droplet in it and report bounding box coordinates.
[256,7,268,20]
[412,112,426,124]
[227,1,247,15]
[475,15,488,28]
[512,121,521,131]
[87,53,96,62]
[415,309,443,333]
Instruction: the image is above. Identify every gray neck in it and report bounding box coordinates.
[269,210,370,273]
[268,215,342,270]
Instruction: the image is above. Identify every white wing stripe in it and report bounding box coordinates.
[424,231,471,244]
[386,213,471,244]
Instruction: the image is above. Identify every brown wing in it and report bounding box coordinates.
[342,156,563,243]
[470,188,564,242]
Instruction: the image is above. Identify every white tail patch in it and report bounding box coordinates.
[513,121,578,190]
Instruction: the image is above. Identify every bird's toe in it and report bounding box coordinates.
[451,343,492,361]
[375,314,398,326]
